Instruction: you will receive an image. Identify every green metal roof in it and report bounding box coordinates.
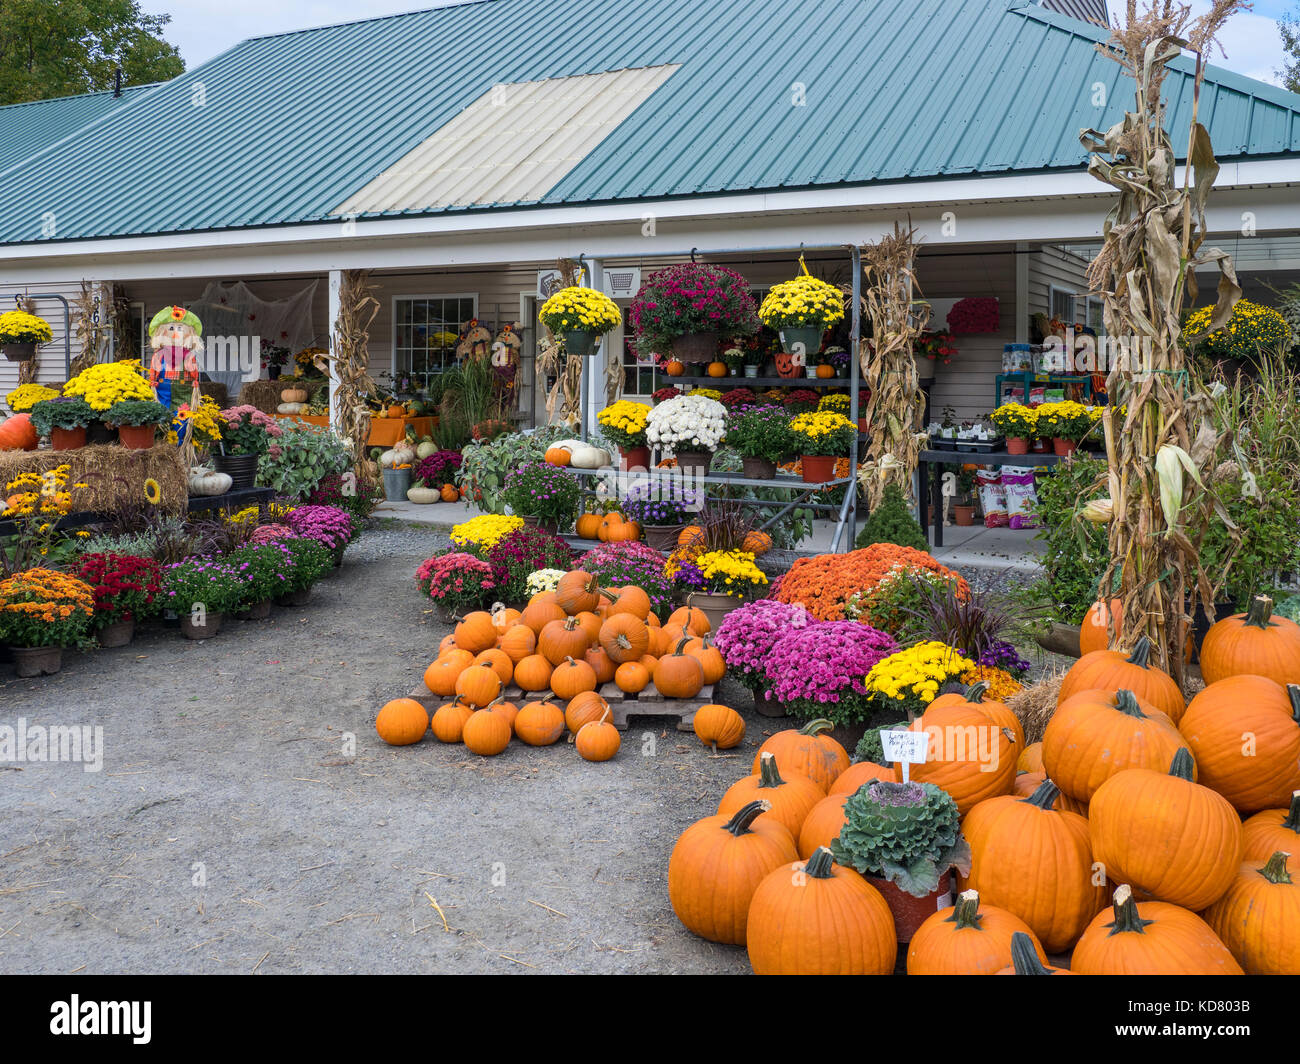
[0,83,161,176]
[0,0,1296,246]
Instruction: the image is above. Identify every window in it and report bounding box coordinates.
[1086,297,1106,335]
[621,328,662,397]
[1049,286,1078,322]
[393,295,476,389]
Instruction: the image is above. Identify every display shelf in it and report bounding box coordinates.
[675,375,853,388]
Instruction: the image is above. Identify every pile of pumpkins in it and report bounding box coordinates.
[375,568,729,761]
[543,439,612,469]
[665,595,1300,975]
[575,510,642,543]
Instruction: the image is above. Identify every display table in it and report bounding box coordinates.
[915,448,1067,548]
[273,414,435,447]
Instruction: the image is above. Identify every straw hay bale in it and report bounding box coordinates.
[0,443,188,516]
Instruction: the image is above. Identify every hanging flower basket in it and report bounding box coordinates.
[3,342,35,362]
[562,329,601,358]
[630,263,759,364]
[539,286,621,357]
[670,331,720,363]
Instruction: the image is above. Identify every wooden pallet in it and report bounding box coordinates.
[597,681,714,732]
[407,681,551,711]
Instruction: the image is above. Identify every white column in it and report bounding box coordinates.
[327,269,342,431]
[584,257,603,435]
[1015,243,1029,344]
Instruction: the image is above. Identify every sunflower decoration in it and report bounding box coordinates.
[144,478,162,505]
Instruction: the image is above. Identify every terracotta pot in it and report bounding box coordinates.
[1052,437,1077,456]
[642,524,682,552]
[741,456,777,480]
[1005,437,1029,455]
[953,504,975,527]
[620,446,650,471]
[521,515,561,535]
[50,426,87,451]
[98,617,135,648]
[687,590,743,636]
[800,454,836,484]
[236,599,272,620]
[180,612,224,640]
[117,424,156,449]
[11,645,62,676]
[1031,438,1049,453]
[670,332,720,364]
[674,449,713,476]
[276,588,312,607]
[865,871,955,944]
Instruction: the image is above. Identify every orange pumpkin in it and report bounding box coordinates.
[1017,742,1045,774]
[583,645,617,685]
[497,624,536,664]
[1071,885,1244,975]
[815,363,834,378]
[424,649,473,697]
[462,707,512,756]
[653,636,705,700]
[667,606,710,636]
[693,703,744,750]
[678,525,703,548]
[898,698,1019,816]
[606,519,640,543]
[539,616,591,666]
[565,691,611,735]
[550,655,597,700]
[575,512,604,540]
[796,792,851,859]
[1200,594,1300,688]
[455,661,504,708]
[600,613,650,662]
[605,585,652,621]
[742,530,772,556]
[1242,791,1300,863]
[440,484,459,502]
[1057,636,1185,724]
[1080,598,1192,660]
[485,694,519,732]
[687,637,727,685]
[515,701,565,746]
[718,752,823,839]
[375,698,429,746]
[907,890,1047,976]
[752,719,850,794]
[513,654,554,692]
[575,714,621,761]
[431,697,474,743]
[472,648,513,685]
[828,760,893,797]
[544,446,572,467]
[520,600,566,635]
[454,611,499,654]
[615,660,650,694]
[664,359,686,377]
[706,360,727,377]
[555,570,602,615]
[0,413,38,451]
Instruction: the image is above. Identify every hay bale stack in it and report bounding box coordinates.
[0,443,188,516]
[1006,671,1064,746]
[237,379,282,414]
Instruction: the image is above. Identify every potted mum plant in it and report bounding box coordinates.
[0,309,53,362]
[29,397,97,451]
[831,778,971,943]
[538,285,622,358]
[287,504,356,566]
[788,410,855,484]
[989,403,1037,455]
[726,407,792,480]
[103,398,173,449]
[674,547,769,632]
[1034,400,1092,456]
[630,263,759,364]
[230,541,294,619]
[758,270,844,363]
[416,551,499,622]
[597,400,653,470]
[216,406,283,489]
[161,556,250,639]
[722,346,746,377]
[644,393,727,474]
[502,461,581,535]
[622,479,702,551]
[277,537,333,607]
[0,568,96,676]
[72,552,162,647]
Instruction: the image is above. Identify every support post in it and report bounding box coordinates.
[327,269,341,431]
[583,256,603,439]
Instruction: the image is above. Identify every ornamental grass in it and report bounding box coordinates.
[774,544,969,621]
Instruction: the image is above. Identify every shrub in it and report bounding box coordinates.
[257,426,350,499]
[1028,456,1108,624]
[856,483,928,552]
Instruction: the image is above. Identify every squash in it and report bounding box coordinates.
[614,660,650,694]
[583,645,617,685]
[906,889,1047,976]
[513,654,554,693]
[745,847,897,975]
[188,467,233,496]
[667,800,798,945]
[1071,885,1243,975]
[455,662,504,708]
[550,656,597,700]
[693,703,745,751]
[281,386,309,403]
[416,440,438,460]
[664,359,686,377]
[406,486,441,504]
[1057,636,1185,724]
[718,752,823,839]
[472,648,513,685]
[706,360,727,377]
[550,438,610,469]
[378,445,415,468]
[1089,749,1243,911]
[454,611,499,654]
[1200,594,1300,688]
[1202,851,1300,975]
[897,697,1018,816]
[742,530,772,556]
[1242,791,1300,862]
[0,413,38,451]
[575,713,621,762]
[539,616,591,666]
[599,613,650,663]
[375,698,429,746]
[277,402,304,414]
[752,719,850,794]
[576,512,604,540]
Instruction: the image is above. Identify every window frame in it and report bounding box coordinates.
[390,292,479,383]
[1048,285,1079,323]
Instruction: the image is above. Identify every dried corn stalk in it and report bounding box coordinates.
[858,222,930,510]
[70,280,109,376]
[15,296,39,385]
[323,270,380,478]
[1083,0,1245,689]
[537,257,584,427]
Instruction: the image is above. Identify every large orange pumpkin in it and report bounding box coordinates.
[1179,676,1300,813]
[605,585,652,620]
[718,752,823,839]
[424,650,473,697]
[898,698,1018,816]
[454,611,499,654]
[375,698,429,746]
[667,606,710,636]
[576,513,604,540]
[0,413,38,451]
[455,661,504,708]
[752,719,850,794]
[539,616,591,666]
[653,636,705,700]
[497,623,536,664]
[1242,791,1300,862]
[515,700,565,746]
[1080,597,1192,660]
[796,793,851,860]
[473,648,513,685]
[959,778,1108,953]
[555,570,602,615]
[667,800,798,945]
[828,760,893,797]
[462,707,512,756]
[745,847,897,975]
[614,660,650,694]
[575,715,621,761]
[550,656,597,700]
[520,600,566,635]
[1071,885,1243,975]
[1200,594,1300,688]
[906,890,1047,976]
[1057,636,1185,723]
[1088,749,1243,911]
[599,613,650,662]
[513,654,553,692]
[564,691,610,735]
[1202,851,1300,975]
[1042,687,1191,803]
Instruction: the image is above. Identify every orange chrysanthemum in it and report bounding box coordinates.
[774,543,969,621]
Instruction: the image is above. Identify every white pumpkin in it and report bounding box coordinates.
[378,445,416,469]
[277,402,304,414]
[188,467,233,496]
[406,486,441,504]
[416,440,438,459]
[551,439,611,468]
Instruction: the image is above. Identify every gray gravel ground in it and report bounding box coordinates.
[0,525,1054,974]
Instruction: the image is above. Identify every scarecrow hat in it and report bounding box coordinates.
[149,304,203,337]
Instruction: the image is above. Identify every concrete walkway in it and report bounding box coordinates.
[372,499,1045,574]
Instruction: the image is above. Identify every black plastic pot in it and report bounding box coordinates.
[1192,600,1239,660]
[214,452,259,490]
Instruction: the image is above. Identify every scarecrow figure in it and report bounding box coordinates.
[148,305,203,411]
[455,318,492,362]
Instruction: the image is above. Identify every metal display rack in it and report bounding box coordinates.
[572,243,863,553]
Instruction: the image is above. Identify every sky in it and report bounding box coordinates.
[142,0,1297,85]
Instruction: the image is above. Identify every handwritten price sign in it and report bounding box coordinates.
[880,729,929,783]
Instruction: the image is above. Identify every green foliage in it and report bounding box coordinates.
[856,483,928,552]
[1029,456,1108,624]
[853,728,894,767]
[256,426,351,500]
[281,538,333,592]
[725,408,792,462]
[829,779,970,898]
[0,1,185,105]
[104,398,172,426]
[1283,8,1300,94]
[706,448,814,549]
[29,398,97,434]
[1199,469,1300,610]
[457,426,571,512]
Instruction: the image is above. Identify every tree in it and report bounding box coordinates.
[0,0,184,105]
[1281,5,1300,93]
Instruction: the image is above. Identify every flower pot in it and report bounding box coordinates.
[98,617,135,647]
[827,720,868,753]
[50,426,87,451]
[800,454,837,484]
[180,612,224,639]
[674,449,713,476]
[743,365,760,378]
[117,424,156,449]
[642,524,683,552]
[1052,437,1077,456]
[953,504,976,527]
[1005,437,1030,455]
[86,422,116,445]
[215,452,259,490]
[620,446,650,471]
[742,456,777,480]
[688,590,743,636]
[434,602,459,624]
[777,326,823,359]
[866,871,955,944]
[836,365,849,378]
[236,599,272,620]
[804,365,819,379]
[381,467,410,500]
[754,693,788,718]
[916,357,936,382]
[857,417,869,433]
[268,365,281,380]
[3,341,37,361]
[276,588,311,607]
[521,515,562,535]
[670,331,720,364]
[11,645,62,676]
[561,329,601,358]
[1030,438,1049,453]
